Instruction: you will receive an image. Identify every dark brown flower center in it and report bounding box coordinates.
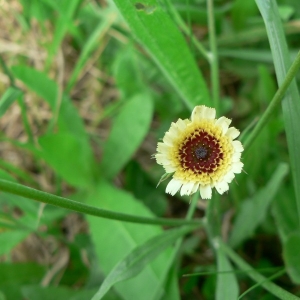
[178,129,223,174]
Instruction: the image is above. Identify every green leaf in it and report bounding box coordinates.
[0,230,30,256]
[86,180,177,300]
[11,65,57,110]
[216,247,239,300]
[100,93,153,179]
[38,133,94,188]
[0,87,22,118]
[255,0,300,227]
[283,232,300,284]
[111,0,210,109]
[0,263,46,300]
[21,285,78,300]
[229,163,289,248]
[92,226,193,300]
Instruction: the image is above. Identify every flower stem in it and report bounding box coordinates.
[207,0,220,114]
[218,239,300,300]
[0,179,202,227]
[244,50,300,152]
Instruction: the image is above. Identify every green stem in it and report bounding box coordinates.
[0,179,202,227]
[244,50,300,152]
[207,0,220,114]
[219,239,300,300]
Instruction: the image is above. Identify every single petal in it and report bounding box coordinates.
[215,181,229,195]
[166,178,183,196]
[205,107,216,120]
[200,185,212,199]
[191,106,216,121]
[232,152,241,162]
[190,182,200,194]
[216,116,231,134]
[164,165,177,173]
[163,133,174,146]
[155,154,171,165]
[176,118,189,131]
[226,127,240,140]
[232,140,244,153]
[222,171,235,183]
[180,182,195,196]
[169,123,180,136]
[191,106,206,121]
[232,162,244,174]
[157,142,170,154]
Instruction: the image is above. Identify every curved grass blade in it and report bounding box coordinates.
[91,226,194,300]
[255,0,300,228]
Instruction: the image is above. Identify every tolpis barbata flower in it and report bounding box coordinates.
[155,105,244,199]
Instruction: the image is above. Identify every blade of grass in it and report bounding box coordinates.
[255,0,300,228]
[0,179,203,227]
[111,0,211,109]
[218,239,300,300]
[66,11,116,92]
[207,0,220,114]
[91,226,194,300]
[0,87,22,117]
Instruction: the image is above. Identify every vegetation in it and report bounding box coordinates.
[1,0,300,299]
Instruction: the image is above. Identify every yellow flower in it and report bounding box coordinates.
[155,105,244,199]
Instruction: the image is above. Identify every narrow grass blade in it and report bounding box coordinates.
[229,163,289,248]
[219,239,300,300]
[283,232,300,283]
[256,0,300,227]
[111,0,211,109]
[91,226,193,300]
[0,87,22,117]
[66,11,116,92]
[216,247,239,300]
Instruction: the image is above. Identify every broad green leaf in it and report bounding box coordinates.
[22,286,106,300]
[11,65,57,110]
[86,180,177,300]
[0,263,46,300]
[0,87,22,118]
[38,133,94,188]
[216,247,239,300]
[92,226,192,300]
[100,93,153,179]
[283,232,300,284]
[0,291,5,300]
[256,0,300,227]
[112,45,144,99]
[0,230,30,256]
[229,163,289,248]
[111,0,210,109]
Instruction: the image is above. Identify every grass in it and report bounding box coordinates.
[1,0,300,299]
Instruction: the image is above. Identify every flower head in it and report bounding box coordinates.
[155,105,244,199]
